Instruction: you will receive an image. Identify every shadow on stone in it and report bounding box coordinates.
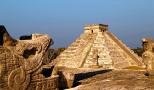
[73,69,112,87]
[41,66,54,78]
[144,72,150,76]
[20,35,32,40]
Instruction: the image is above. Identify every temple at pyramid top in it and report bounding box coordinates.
[84,24,108,34]
[55,24,144,69]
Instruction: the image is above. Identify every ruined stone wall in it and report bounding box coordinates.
[28,76,59,90]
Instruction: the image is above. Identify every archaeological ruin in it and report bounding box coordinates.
[0,25,58,90]
[1,24,154,90]
[55,24,144,69]
[142,38,154,75]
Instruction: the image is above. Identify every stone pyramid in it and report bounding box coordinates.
[56,24,144,69]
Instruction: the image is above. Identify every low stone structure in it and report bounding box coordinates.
[69,70,153,90]
[0,25,59,90]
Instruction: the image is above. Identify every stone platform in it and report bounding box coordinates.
[56,67,112,89]
[68,70,154,90]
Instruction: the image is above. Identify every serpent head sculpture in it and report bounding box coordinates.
[0,25,53,90]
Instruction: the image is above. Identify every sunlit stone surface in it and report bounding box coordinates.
[55,24,144,69]
[0,25,58,90]
[142,38,154,75]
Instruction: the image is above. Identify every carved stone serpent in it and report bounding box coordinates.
[8,67,30,90]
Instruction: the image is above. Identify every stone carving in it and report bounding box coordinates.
[142,38,154,75]
[0,25,58,90]
[8,67,30,90]
[0,64,4,81]
[0,25,16,47]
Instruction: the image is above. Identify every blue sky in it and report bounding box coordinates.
[0,0,154,48]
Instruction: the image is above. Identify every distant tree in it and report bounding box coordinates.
[19,35,32,40]
[48,48,65,60]
[57,48,65,54]
[132,47,144,57]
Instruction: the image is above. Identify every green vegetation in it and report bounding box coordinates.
[132,47,143,57]
[49,48,66,60]
[57,48,65,53]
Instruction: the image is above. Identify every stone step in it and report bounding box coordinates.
[68,44,80,48]
[113,58,127,64]
[114,62,130,68]
[59,57,72,60]
[67,48,77,51]
[66,47,78,51]
[61,52,76,55]
[60,53,75,57]
[60,57,73,59]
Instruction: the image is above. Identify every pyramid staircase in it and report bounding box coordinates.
[56,24,144,69]
[56,33,97,68]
